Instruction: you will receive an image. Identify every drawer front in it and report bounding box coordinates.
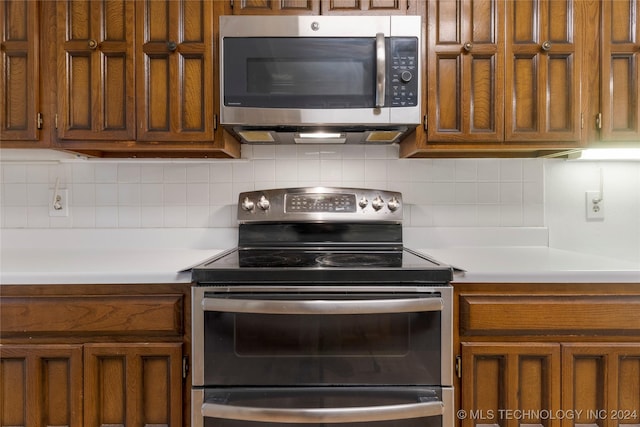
[460,295,640,336]
[0,294,183,338]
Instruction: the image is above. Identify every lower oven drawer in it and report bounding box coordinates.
[192,387,454,427]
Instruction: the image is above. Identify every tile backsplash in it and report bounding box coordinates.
[0,145,544,229]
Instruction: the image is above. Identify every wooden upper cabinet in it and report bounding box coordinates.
[599,0,640,142]
[229,0,411,15]
[421,0,583,152]
[231,0,320,15]
[426,0,504,143]
[504,0,581,142]
[56,0,135,141]
[321,0,412,15]
[136,0,215,142]
[0,0,40,143]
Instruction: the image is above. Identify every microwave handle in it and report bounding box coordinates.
[375,32,386,108]
[201,296,443,315]
[202,400,444,424]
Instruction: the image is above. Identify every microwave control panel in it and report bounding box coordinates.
[389,38,418,107]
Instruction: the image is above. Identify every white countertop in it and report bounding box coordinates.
[0,248,223,285]
[420,247,640,283]
[1,228,638,285]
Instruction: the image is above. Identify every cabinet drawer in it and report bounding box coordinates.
[0,294,183,338]
[460,295,640,336]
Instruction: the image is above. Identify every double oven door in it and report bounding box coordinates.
[192,285,453,427]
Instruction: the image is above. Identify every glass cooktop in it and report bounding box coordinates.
[191,247,453,285]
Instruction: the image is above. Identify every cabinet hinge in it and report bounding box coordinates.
[455,355,462,378]
[423,115,428,131]
[213,113,218,131]
[37,113,43,130]
[182,356,190,380]
[596,113,602,130]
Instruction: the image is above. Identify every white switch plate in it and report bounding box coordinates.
[49,189,69,217]
[585,191,604,220]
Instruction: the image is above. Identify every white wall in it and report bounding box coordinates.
[0,145,545,229]
[545,159,640,263]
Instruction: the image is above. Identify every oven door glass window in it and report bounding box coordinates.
[202,293,442,386]
[199,387,445,427]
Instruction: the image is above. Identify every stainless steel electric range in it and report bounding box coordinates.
[191,187,454,427]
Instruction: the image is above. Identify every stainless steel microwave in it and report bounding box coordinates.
[219,15,422,144]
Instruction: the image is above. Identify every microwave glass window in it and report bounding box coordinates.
[247,59,368,96]
[224,37,376,108]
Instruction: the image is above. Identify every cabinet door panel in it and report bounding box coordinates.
[562,345,640,427]
[461,343,561,427]
[0,345,83,427]
[0,0,39,142]
[232,0,320,15]
[505,0,580,142]
[547,54,572,132]
[321,0,410,15]
[512,55,537,132]
[84,343,183,427]
[617,354,640,422]
[600,0,639,141]
[137,0,214,142]
[427,0,503,143]
[57,0,135,140]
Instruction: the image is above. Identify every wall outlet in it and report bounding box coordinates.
[49,189,69,217]
[585,191,604,220]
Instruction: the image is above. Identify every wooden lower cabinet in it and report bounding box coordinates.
[0,284,190,427]
[456,284,640,427]
[0,343,182,427]
[460,343,562,427]
[0,345,83,427]
[84,343,183,427]
[461,343,640,427]
[562,344,640,427]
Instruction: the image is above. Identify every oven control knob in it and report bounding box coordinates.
[257,195,270,211]
[372,196,385,211]
[387,196,400,212]
[358,196,369,209]
[241,197,255,211]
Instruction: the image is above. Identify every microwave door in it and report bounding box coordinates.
[223,37,378,111]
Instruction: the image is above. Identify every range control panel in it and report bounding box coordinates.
[237,187,403,223]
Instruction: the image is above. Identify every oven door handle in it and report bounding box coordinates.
[201,399,444,424]
[201,296,443,314]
